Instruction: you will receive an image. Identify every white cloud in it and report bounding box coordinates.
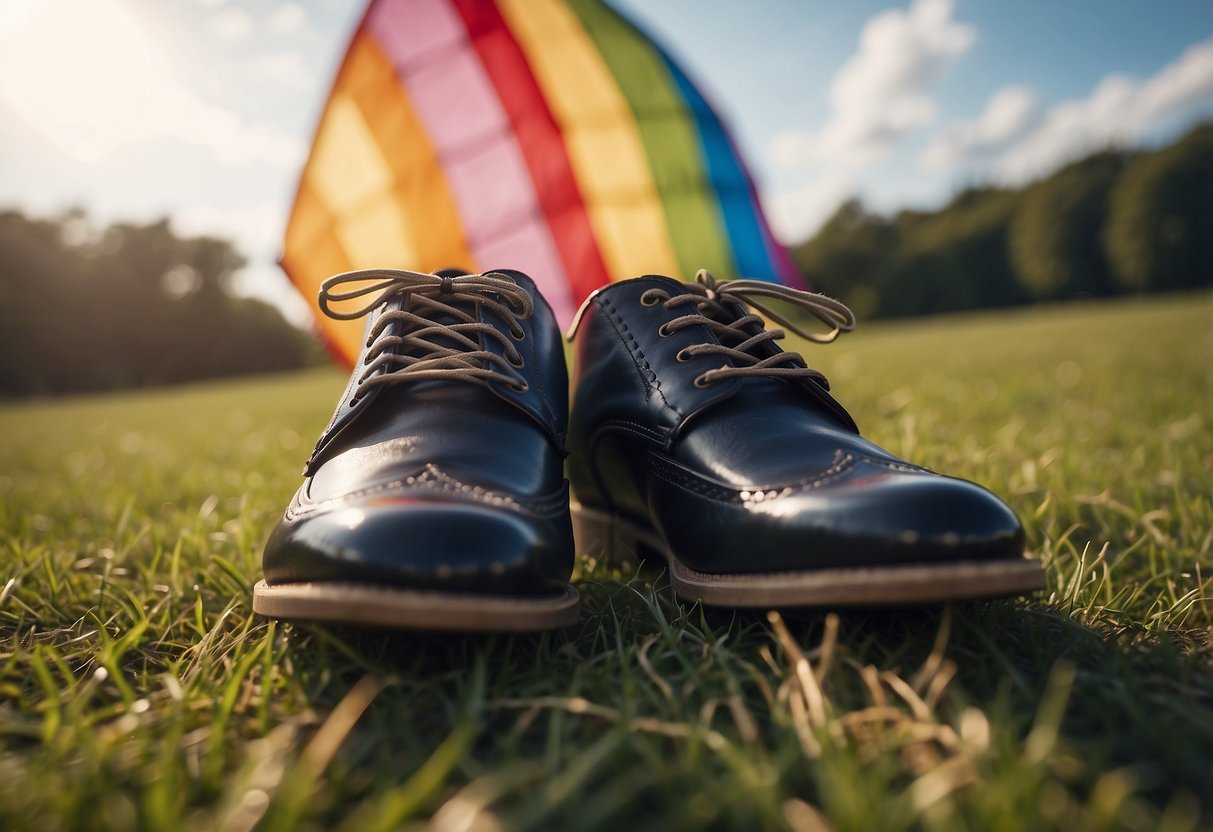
[1136,38,1213,121]
[268,3,308,36]
[160,93,306,166]
[0,0,304,167]
[765,0,976,241]
[248,51,309,89]
[772,0,974,171]
[209,7,253,43]
[930,37,1213,182]
[174,201,284,253]
[763,173,857,243]
[920,86,1038,170]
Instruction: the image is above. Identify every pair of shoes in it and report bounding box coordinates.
[252,268,1044,631]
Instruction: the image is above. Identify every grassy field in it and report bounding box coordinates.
[1,291,1210,831]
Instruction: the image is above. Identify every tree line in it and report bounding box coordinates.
[2,123,1208,396]
[792,123,1213,319]
[0,211,322,397]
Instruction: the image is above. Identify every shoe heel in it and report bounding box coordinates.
[571,502,646,565]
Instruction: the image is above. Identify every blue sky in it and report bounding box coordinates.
[1,0,1210,322]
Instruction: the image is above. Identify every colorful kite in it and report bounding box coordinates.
[283,0,801,365]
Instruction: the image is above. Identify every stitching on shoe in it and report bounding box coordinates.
[590,418,667,444]
[644,451,937,506]
[646,451,860,504]
[645,458,741,502]
[597,295,679,417]
[411,465,571,514]
[858,455,936,475]
[406,464,521,510]
[522,318,562,440]
[287,463,569,519]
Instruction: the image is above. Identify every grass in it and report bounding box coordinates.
[0,290,1210,831]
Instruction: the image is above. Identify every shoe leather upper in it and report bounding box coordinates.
[263,269,573,597]
[568,275,1024,573]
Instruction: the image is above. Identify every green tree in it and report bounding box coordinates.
[1104,124,1213,291]
[1009,151,1132,299]
[880,187,1026,317]
[792,199,896,319]
[0,210,321,396]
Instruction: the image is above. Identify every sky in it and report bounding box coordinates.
[1,0,1210,324]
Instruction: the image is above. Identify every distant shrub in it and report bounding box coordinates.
[1009,151,1131,299]
[1104,125,1213,292]
[0,210,322,396]
[791,123,1212,318]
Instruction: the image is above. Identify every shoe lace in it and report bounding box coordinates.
[319,268,534,401]
[643,269,855,389]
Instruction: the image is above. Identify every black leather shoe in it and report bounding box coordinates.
[566,270,1044,607]
[253,268,579,631]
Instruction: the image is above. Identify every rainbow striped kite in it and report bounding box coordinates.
[283,0,800,364]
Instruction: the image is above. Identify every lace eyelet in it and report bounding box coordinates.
[657,323,673,337]
[508,352,525,368]
[512,381,529,393]
[510,326,526,340]
[640,289,668,307]
[675,348,692,363]
[693,374,715,388]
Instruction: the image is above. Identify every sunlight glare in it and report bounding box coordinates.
[0,0,156,161]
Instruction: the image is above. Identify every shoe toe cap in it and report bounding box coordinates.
[838,468,1025,556]
[263,496,572,596]
[655,458,1024,573]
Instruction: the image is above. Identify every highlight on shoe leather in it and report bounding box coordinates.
[281,0,801,366]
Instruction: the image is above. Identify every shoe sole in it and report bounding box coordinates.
[571,502,1045,607]
[252,580,580,632]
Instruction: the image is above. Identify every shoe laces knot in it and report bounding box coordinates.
[646,269,856,390]
[318,268,534,400]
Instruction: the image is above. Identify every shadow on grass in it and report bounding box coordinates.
[265,567,1213,815]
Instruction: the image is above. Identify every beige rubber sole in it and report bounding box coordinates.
[571,502,1045,608]
[252,580,581,632]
